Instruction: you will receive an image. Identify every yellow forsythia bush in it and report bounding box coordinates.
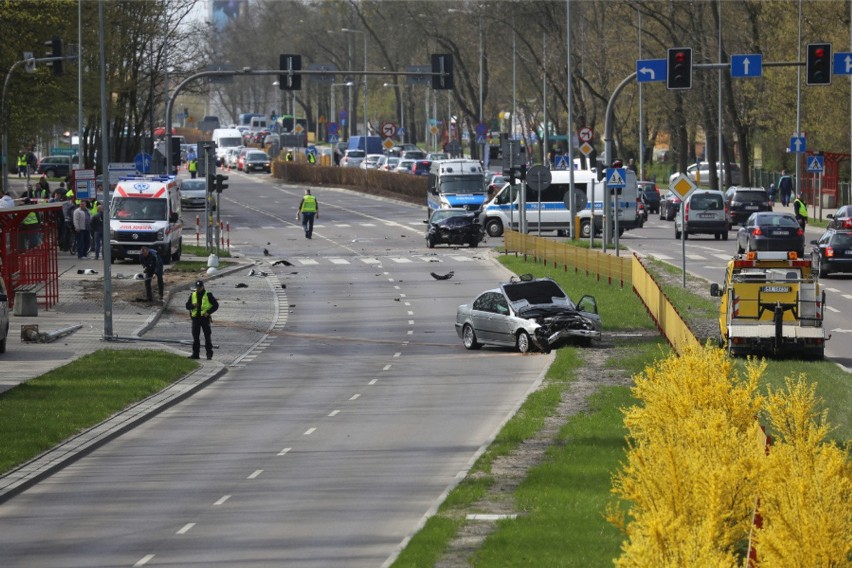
[607,344,851,567]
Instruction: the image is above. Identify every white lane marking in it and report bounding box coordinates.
[402,341,409,345]
[328,410,340,417]
[394,285,401,289]
[329,258,350,264]
[214,495,231,506]
[824,287,840,293]
[713,254,733,261]
[176,523,196,535]
[408,320,414,325]
[368,379,378,385]
[826,305,840,313]
[383,271,390,274]
[407,311,414,315]
[278,447,291,456]
[393,352,401,358]
[450,255,475,262]
[304,427,317,435]
[382,364,392,371]
[298,259,319,265]
[685,254,706,260]
[361,223,376,227]
[843,294,852,300]
[349,393,361,400]
[388,279,395,283]
[404,302,410,306]
[247,470,263,479]
[336,223,351,227]
[360,258,381,264]
[399,293,406,298]
[407,330,413,335]
[651,254,674,260]
[134,555,155,566]
[390,257,413,263]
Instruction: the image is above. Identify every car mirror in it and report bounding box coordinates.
[709,283,721,297]
[810,240,818,245]
[827,214,834,219]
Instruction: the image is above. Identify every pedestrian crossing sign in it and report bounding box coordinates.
[806,155,824,173]
[606,167,626,188]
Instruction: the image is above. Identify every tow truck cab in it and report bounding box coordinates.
[709,251,827,358]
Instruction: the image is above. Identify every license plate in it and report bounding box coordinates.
[762,286,791,293]
[699,213,714,218]
[745,205,758,210]
[844,250,852,255]
[770,229,790,236]
[125,249,140,255]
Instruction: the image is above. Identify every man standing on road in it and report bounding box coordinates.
[139,245,164,302]
[778,170,793,207]
[793,192,808,230]
[297,188,318,239]
[186,280,219,360]
[72,199,91,259]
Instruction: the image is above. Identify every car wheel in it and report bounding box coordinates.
[714,233,721,240]
[161,245,172,265]
[485,218,503,237]
[0,325,7,354]
[469,237,479,248]
[723,231,729,241]
[580,220,592,239]
[737,240,744,254]
[674,226,681,239]
[426,235,435,248]
[684,231,689,240]
[659,207,666,221]
[462,324,482,350]
[516,330,532,354]
[172,241,182,262]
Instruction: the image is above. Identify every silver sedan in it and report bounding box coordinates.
[455,275,602,353]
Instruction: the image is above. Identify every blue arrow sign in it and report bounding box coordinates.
[731,54,763,78]
[636,59,666,83]
[806,155,824,173]
[789,136,806,154]
[327,122,339,135]
[606,167,627,188]
[134,152,152,174]
[833,52,852,75]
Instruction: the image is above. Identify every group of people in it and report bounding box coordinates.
[16,148,38,180]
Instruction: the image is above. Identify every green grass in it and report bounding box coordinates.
[181,244,232,258]
[0,350,198,474]
[643,258,720,325]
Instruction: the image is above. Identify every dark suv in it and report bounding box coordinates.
[725,186,772,227]
[638,181,661,214]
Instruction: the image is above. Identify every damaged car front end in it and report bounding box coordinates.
[455,274,602,353]
[426,209,485,248]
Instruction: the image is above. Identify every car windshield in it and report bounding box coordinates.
[431,210,472,223]
[347,150,365,158]
[111,197,167,221]
[219,137,242,148]
[247,152,268,159]
[755,214,799,228]
[181,181,206,191]
[736,190,768,201]
[690,194,724,210]
[438,175,485,194]
[831,233,852,246]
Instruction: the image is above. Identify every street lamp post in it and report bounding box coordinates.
[331,81,353,140]
[383,83,404,143]
[341,28,367,138]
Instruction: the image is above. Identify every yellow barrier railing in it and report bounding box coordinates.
[502,230,700,354]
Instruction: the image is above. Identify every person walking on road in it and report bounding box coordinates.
[185,280,219,360]
[139,245,164,302]
[297,188,318,239]
[90,203,104,260]
[778,170,793,207]
[793,192,808,230]
[72,199,91,259]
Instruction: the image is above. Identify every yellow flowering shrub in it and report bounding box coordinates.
[753,377,851,567]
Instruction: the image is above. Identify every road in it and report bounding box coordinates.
[623,212,852,368]
[0,173,550,567]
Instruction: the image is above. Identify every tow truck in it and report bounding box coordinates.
[709,251,828,358]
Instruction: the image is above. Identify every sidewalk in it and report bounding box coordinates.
[0,247,285,503]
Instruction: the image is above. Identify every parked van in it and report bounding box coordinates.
[110,176,183,264]
[481,168,640,238]
[249,116,268,131]
[426,159,487,217]
[211,128,244,166]
[348,136,384,156]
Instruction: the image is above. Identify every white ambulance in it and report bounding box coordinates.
[109,175,183,264]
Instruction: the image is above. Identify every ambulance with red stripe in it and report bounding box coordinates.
[709,251,828,358]
[109,175,183,264]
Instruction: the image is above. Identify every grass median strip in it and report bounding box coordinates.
[0,349,198,475]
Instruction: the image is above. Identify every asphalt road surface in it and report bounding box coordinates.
[0,173,550,567]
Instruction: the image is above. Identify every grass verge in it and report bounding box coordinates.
[0,350,198,475]
[181,244,232,258]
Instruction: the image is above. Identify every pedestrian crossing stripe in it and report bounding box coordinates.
[328,258,349,264]
[289,254,478,266]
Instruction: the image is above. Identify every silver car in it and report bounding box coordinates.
[179,179,212,210]
[455,275,602,353]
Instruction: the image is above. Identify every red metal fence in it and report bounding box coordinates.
[0,204,62,310]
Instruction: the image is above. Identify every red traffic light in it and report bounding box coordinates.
[814,47,825,59]
[675,51,686,63]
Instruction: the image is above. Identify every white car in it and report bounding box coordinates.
[226,147,243,170]
[380,156,400,171]
[341,149,366,168]
[360,154,384,170]
[394,159,415,174]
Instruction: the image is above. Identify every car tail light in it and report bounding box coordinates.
[684,202,689,220]
[826,246,835,257]
[796,228,804,237]
[842,219,852,228]
[752,227,763,236]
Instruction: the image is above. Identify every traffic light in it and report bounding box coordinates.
[667,47,692,90]
[806,43,832,86]
[279,54,302,90]
[214,174,228,193]
[431,54,454,90]
[45,36,63,76]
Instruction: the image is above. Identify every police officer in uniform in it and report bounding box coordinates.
[793,192,808,230]
[297,188,318,238]
[186,280,219,360]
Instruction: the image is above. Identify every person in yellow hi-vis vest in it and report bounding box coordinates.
[296,188,318,239]
[185,280,219,360]
[793,192,808,230]
[17,151,27,178]
[188,157,198,178]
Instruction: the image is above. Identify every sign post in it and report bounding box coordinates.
[669,174,697,287]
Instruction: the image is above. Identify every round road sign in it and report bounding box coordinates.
[578,126,593,143]
[526,165,552,192]
[380,121,398,139]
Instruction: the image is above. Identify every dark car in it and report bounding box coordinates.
[826,205,852,230]
[425,209,484,248]
[411,159,432,176]
[243,150,271,173]
[0,277,8,354]
[810,229,852,277]
[638,181,661,214]
[725,186,772,227]
[736,212,805,257]
[659,190,681,221]
[36,155,75,178]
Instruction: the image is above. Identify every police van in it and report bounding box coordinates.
[109,175,183,264]
[426,159,487,218]
[481,168,640,238]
